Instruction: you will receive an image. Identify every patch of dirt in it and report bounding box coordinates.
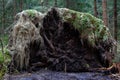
[3,70,120,80]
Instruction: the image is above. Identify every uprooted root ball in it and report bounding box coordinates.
[8,8,115,73]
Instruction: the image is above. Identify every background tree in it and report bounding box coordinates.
[54,0,57,7]
[102,0,108,27]
[66,0,70,8]
[45,0,48,7]
[20,0,23,11]
[94,0,98,17]
[13,0,16,16]
[114,0,117,53]
[2,0,5,35]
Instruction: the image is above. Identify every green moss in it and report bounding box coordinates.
[62,9,111,46]
[25,9,38,18]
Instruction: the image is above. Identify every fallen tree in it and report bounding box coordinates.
[8,8,116,73]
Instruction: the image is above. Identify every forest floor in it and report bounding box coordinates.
[3,70,120,80]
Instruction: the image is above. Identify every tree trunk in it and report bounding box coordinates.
[26,0,30,9]
[94,0,98,17]
[20,0,23,11]
[114,0,117,53]
[13,0,17,16]
[54,0,57,7]
[102,0,108,27]
[66,0,70,8]
[45,0,48,7]
[2,0,5,35]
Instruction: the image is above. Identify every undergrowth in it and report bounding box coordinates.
[0,48,11,80]
[0,34,11,79]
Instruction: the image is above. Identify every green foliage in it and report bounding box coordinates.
[113,43,120,62]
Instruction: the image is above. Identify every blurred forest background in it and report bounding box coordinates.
[0,0,120,61]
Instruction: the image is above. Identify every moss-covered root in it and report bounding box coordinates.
[57,8,113,47]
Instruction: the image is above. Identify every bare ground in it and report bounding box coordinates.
[4,70,120,80]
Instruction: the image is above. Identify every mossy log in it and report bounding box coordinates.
[8,8,115,73]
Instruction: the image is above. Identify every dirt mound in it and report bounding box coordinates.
[8,8,115,73]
